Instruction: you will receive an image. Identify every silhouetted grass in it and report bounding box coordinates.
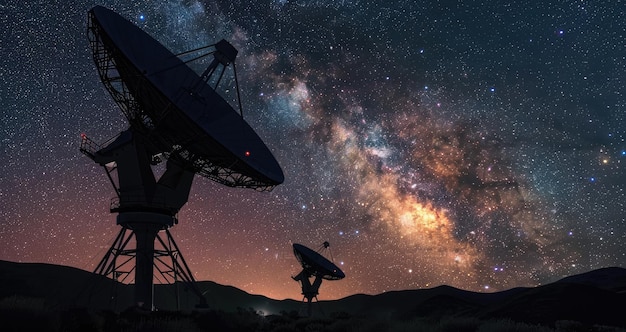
[3,295,626,332]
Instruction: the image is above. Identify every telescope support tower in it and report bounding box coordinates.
[292,270,324,317]
[81,131,207,310]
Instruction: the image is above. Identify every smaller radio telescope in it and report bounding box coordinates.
[292,242,345,316]
[80,6,283,310]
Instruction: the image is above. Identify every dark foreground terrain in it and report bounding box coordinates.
[1,260,626,331]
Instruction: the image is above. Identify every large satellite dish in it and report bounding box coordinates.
[292,242,345,316]
[80,6,284,310]
[87,5,283,189]
[293,243,345,280]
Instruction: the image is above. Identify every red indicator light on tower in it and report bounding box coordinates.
[245,151,251,157]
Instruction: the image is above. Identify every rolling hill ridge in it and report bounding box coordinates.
[1,260,625,328]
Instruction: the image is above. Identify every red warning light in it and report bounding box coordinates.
[244,151,251,157]
[80,133,87,139]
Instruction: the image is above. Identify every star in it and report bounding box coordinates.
[1,0,625,301]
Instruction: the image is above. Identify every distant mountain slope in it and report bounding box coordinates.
[0,260,133,310]
[478,282,626,327]
[1,260,626,327]
[555,266,626,292]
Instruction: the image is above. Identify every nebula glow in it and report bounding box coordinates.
[1,0,624,300]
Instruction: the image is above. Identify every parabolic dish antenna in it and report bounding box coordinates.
[292,242,345,316]
[88,5,283,189]
[80,6,284,310]
[293,243,345,280]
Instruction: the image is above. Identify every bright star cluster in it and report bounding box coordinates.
[1,0,625,300]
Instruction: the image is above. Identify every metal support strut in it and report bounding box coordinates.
[94,226,207,309]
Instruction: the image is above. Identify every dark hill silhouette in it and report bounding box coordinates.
[555,266,626,292]
[479,282,626,327]
[1,260,626,328]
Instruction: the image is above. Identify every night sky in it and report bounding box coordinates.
[1,0,625,301]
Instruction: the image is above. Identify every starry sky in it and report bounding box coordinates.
[1,0,625,301]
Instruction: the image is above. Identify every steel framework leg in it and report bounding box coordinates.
[93,227,207,309]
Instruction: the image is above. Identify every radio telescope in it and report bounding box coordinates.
[292,242,345,316]
[80,6,283,310]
